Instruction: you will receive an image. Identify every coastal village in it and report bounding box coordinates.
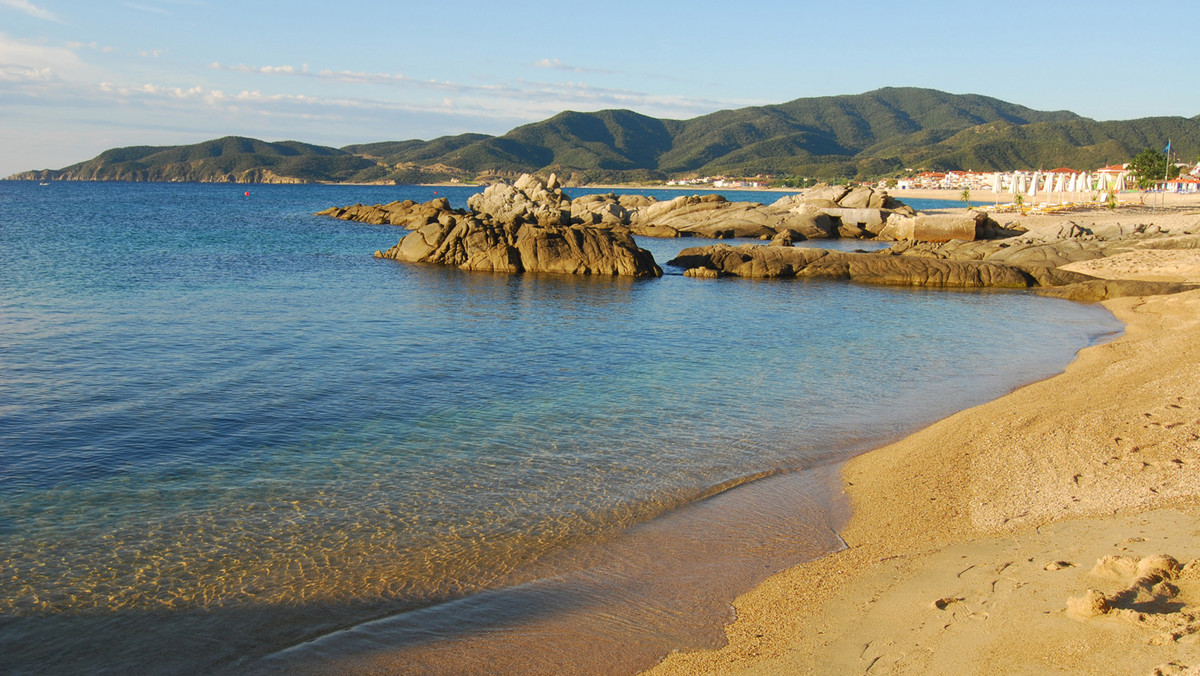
[668,161,1200,194]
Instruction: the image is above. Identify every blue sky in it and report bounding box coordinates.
[3,0,1197,176]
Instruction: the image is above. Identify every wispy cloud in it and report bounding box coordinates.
[0,0,59,22]
[205,60,753,118]
[0,64,54,81]
[532,58,613,75]
[209,61,496,93]
[66,41,118,54]
[0,33,84,77]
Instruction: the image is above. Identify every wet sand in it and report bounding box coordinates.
[647,202,1200,675]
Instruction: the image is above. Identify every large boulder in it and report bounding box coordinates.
[877,211,1001,243]
[375,217,662,278]
[570,193,631,226]
[628,194,779,238]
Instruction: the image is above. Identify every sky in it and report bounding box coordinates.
[3,0,1198,176]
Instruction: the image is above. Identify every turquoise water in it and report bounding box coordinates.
[0,182,1120,674]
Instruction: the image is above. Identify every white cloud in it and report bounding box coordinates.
[0,0,59,22]
[532,58,613,75]
[0,33,84,75]
[0,64,54,81]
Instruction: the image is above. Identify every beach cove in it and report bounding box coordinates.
[650,201,1200,675]
[1,181,1194,674]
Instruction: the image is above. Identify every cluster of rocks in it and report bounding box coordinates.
[319,175,661,278]
[317,173,1198,298]
[318,174,1001,245]
[670,245,1053,288]
[670,218,1200,298]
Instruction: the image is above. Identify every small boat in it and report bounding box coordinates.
[39,182,49,186]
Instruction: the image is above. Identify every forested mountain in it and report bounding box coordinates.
[10,88,1198,184]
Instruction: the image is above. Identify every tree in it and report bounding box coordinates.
[960,187,972,208]
[1128,147,1180,189]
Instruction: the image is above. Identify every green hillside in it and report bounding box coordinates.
[13,136,384,183]
[9,88,1199,184]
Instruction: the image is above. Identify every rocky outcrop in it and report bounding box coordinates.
[316,197,457,229]
[467,173,572,226]
[622,186,919,241]
[670,244,1036,288]
[319,176,957,244]
[877,211,1010,243]
[882,218,1200,274]
[375,216,661,278]
[1036,279,1199,302]
[849,215,1200,297]
[321,175,661,278]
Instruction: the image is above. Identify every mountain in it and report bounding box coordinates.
[10,136,387,183]
[9,88,1198,184]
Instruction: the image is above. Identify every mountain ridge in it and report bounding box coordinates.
[8,87,1197,184]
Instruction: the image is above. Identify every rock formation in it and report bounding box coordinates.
[670,244,1039,288]
[319,176,968,244]
[466,173,572,226]
[374,216,661,278]
[667,220,1200,297]
[316,197,458,229]
[320,174,1200,294]
[324,175,661,278]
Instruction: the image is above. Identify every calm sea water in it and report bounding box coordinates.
[0,182,1121,674]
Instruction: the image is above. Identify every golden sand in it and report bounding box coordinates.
[648,206,1200,675]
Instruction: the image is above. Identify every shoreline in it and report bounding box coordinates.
[648,283,1200,673]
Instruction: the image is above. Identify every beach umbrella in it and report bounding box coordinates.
[1054,172,1066,194]
[1028,171,1040,197]
[992,172,1002,195]
[1013,173,1024,195]
[1067,173,1077,193]
[1113,171,1126,192]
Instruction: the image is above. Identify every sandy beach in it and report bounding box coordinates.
[647,200,1200,675]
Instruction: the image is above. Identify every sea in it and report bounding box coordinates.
[0,182,1122,675]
